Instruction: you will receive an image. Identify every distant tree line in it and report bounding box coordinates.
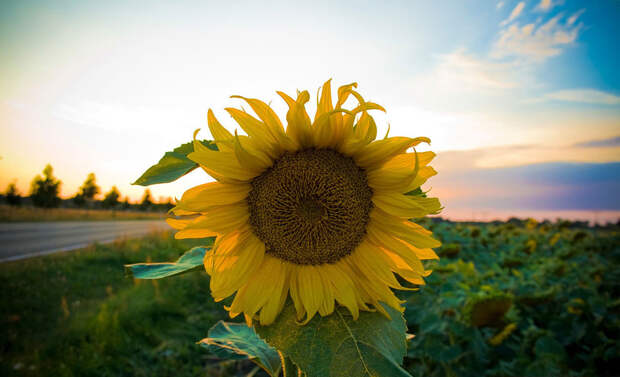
[2,164,173,212]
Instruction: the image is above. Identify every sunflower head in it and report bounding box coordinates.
[168,80,442,325]
[464,292,514,328]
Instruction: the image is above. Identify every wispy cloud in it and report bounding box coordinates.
[535,0,557,12]
[492,13,583,62]
[497,1,505,10]
[574,136,620,148]
[568,9,586,25]
[541,89,620,105]
[500,2,526,26]
[429,49,519,91]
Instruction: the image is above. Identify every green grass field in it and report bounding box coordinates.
[1,220,618,376]
[0,205,164,222]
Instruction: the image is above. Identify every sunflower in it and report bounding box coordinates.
[167,80,442,326]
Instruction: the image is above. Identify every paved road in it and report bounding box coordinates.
[0,220,169,262]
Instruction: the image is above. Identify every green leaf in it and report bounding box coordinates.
[125,245,212,279]
[405,187,427,197]
[133,140,217,186]
[255,301,412,377]
[200,321,282,377]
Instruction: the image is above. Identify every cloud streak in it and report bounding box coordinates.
[500,2,526,26]
[539,89,620,105]
[573,136,620,148]
[535,0,556,12]
[493,13,583,62]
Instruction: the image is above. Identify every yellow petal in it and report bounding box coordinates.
[379,248,426,285]
[354,136,431,169]
[170,207,198,216]
[353,112,377,144]
[176,182,250,212]
[315,267,335,316]
[231,95,296,151]
[225,107,280,158]
[183,203,250,234]
[233,131,271,173]
[324,262,359,319]
[366,224,427,274]
[229,254,283,320]
[370,208,442,248]
[372,192,441,218]
[207,109,233,152]
[350,241,403,289]
[335,82,358,108]
[166,216,198,230]
[277,90,312,148]
[210,232,265,299]
[175,227,218,240]
[297,266,323,324]
[288,264,306,321]
[314,79,333,122]
[188,149,258,181]
[259,262,290,325]
[405,166,438,192]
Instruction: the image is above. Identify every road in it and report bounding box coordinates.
[0,220,169,262]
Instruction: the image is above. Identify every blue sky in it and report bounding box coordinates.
[0,0,618,217]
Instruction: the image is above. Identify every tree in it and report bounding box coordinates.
[102,186,121,209]
[5,181,21,206]
[30,164,62,208]
[140,189,153,210]
[80,173,100,199]
[73,173,100,208]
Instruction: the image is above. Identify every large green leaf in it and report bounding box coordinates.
[200,321,282,377]
[255,301,412,377]
[125,245,212,279]
[133,140,217,186]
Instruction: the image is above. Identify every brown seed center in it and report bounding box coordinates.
[247,148,373,265]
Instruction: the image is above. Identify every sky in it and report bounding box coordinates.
[1,0,619,219]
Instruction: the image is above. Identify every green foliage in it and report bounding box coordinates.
[0,232,245,377]
[126,245,214,279]
[405,220,619,377]
[30,164,62,208]
[133,140,217,186]
[255,302,411,377]
[200,321,281,376]
[80,172,100,200]
[102,186,121,208]
[5,181,21,206]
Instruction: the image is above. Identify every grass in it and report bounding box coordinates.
[0,231,260,377]
[0,205,164,222]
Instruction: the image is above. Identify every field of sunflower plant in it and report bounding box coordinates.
[125,80,619,377]
[405,218,619,377]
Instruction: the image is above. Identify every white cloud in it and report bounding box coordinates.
[497,1,505,10]
[536,0,556,12]
[492,14,582,62]
[424,49,519,91]
[568,9,586,25]
[500,2,526,26]
[543,89,620,105]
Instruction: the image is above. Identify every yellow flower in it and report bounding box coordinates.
[489,323,517,346]
[168,80,442,325]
